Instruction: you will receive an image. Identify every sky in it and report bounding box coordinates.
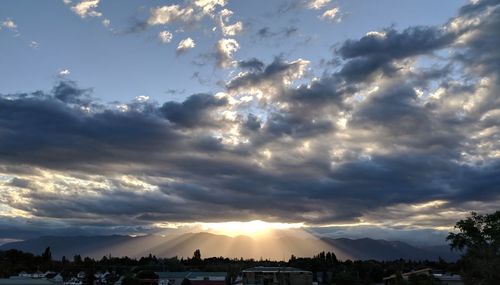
[0,0,499,247]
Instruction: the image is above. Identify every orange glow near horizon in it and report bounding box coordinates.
[111,220,350,260]
[198,220,305,238]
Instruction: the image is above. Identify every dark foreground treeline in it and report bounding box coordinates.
[0,248,460,284]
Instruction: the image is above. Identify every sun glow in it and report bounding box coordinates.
[198,220,304,237]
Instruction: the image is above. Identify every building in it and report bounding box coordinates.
[16,272,46,279]
[242,267,312,285]
[156,272,189,285]
[383,268,463,285]
[0,279,62,285]
[155,272,226,285]
[383,268,432,284]
[63,278,83,285]
[432,273,463,285]
[187,272,226,285]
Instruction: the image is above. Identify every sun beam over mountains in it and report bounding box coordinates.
[198,220,305,238]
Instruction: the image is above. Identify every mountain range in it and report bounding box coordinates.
[0,232,460,261]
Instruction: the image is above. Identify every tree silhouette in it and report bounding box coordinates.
[193,249,201,261]
[42,247,52,262]
[447,211,500,285]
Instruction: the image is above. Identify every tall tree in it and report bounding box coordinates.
[447,211,500,285]
[42,247,52,262]
[193,249,201,261]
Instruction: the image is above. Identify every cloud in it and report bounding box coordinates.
[58,69,71,77]
[177,37,196,53]
[0,80,225,172]
[2,0,500,244]
[70,0,102,18]
[52,80,92,105]
[148,0,227,26]
[227,57,310,91]
[320,7,341,22]
[237,58,265,71]
[102,18,110,28]
[2,18,17,29]
[218,9,243,36]
[193,0,227,14]
[307,0,331,10]
[158,30,173,44]
[215,38,240,68]
[160,93,227,128]
[148,5,196,26]
[256,26,299,39]
[336,26,457,82]
[29,41,40,49]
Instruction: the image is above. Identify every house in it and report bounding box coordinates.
[155,272,227,285]
[50,274,64,283]
[18,272,31,278]
[77,272,86,280]
[156,272,190,285]
[94,272,112,284]
[16,271,46,279]
[242,267,312,285]
[64,277,83,285]
[383,268,432,284]
[383,268,463,285]
[187,272,227,285]
[432,273,463,285]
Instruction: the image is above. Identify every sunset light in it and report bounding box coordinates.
[1,0,499,281]
[198,220,305,237]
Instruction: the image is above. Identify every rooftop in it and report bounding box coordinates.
[155,272,227,279]
[0,279,61,285]
[242,267,310,273]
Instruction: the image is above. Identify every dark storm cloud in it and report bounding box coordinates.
[159,93,227,128]
[0,82,230,172]
[336,26,456,82]
[264,112,333,138]
[242,114,262,131]
[229,61,346,141]
[285,75,348,106]
[455,1,500,76]
[53,80,92,105]
[237,58,265,71]
[227,57,307,90]
[351,84,428,128]
[0,216,157,240]
[458,0,500,16]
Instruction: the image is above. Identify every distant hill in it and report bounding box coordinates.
[320,237,458,261]
[0,232,460,261]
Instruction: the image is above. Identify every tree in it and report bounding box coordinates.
[446,211,500,285]
[42,247,52,262]
[74,254,82,264]
[193,249,201,261]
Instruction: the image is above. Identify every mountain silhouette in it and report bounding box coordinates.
[0,232,459,261]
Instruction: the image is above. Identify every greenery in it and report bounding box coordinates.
[447,211,500,285]
[0,247,459,285]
